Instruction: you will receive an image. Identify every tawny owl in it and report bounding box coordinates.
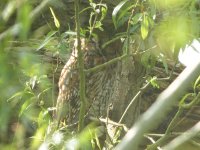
[55,38,105,126]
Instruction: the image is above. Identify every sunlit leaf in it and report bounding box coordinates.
[2,1,16,22]
[100,5,107,21]
[49,7,60,29]
[19,99,33,117]
[141,14,149,39]
[112,0,129,29]
[131,13,142,25]
[194,75,200,91]
[36,31,57,51]
[94,21,102,29]
[62,31,77,37]
[7,91,24,102]
[31,127,46,149]
[30,75,38,89]
[37,109,50,127]
[149,76,159,89]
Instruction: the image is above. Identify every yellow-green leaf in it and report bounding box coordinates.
[49,7,60,29]
[141,14,149,39]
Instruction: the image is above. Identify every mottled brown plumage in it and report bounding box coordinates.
[56,38,105,125]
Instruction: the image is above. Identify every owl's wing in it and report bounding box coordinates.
[56,48,80,125]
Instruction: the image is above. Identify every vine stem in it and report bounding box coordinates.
[119,81,151,123]
[74,0,86,132]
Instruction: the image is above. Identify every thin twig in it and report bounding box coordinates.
[84,54,128,73]
[144,135,162,150]
[119,81,151,123]
[88,0,103,39]
[126,8,135,55]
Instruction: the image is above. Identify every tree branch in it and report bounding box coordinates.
[85,54,128,73]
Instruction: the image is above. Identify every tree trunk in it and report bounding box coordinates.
[86,55,146,127]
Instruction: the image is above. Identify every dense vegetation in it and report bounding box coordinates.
[0,0,200,149]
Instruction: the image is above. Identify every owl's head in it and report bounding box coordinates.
[74,38,100,53]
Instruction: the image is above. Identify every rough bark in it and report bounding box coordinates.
[86,56,146,127]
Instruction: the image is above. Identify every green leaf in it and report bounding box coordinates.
[19,99,33,117]
[194,75,200,91]
[30,75,38,89]
[141,51,156,69]
[37,109,50,127]
[94,21,102,29]
[100,4,107,21]
[36,31,57,51]
[2,1,16,22]
[112,0,129,29]
[117,5,133,23]
[7,91,24,102]
[49,7,60,29]
[141,14,149,39]
[62,31,77,39]
[149,76,159,89]
[117,14,130,28]
[159,54,169,74]
[131,13,142,25]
